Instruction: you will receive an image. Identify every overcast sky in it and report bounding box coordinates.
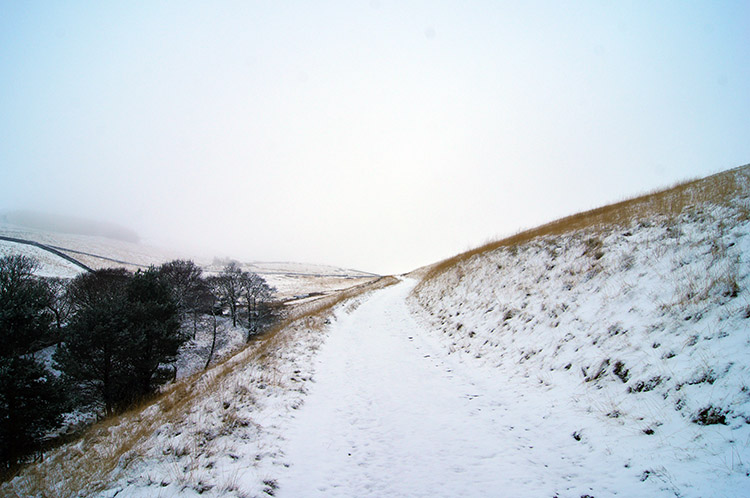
[2,1,749,274]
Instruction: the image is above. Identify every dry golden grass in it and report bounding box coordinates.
[2,276,398,498]
[419,164,750,286]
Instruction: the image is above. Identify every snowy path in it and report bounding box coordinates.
[277,279,628,498]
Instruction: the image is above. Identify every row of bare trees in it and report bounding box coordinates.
[156,260,278,371]
[158,259,277,337]
[209,262,275,329]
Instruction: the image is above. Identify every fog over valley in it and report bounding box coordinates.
[2,2,749,274]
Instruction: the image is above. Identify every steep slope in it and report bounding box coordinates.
[408,165,750,496]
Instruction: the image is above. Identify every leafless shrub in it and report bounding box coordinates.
[628,376,664,393]
[692,406,729,425]
[583,237,604,260]
[584,359,610,382]
[612,361,630,383]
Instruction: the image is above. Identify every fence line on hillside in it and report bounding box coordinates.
[0,235,94,273]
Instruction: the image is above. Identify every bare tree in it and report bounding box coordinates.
[204,264,277,350]
[44,277,72,333]
[158,260,205,337]
[214,262,243,327]
[204,304,221,370]
[241,272,276,339]
[202,275,227,369]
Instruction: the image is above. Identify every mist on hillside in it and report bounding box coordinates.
[0,210,140,244]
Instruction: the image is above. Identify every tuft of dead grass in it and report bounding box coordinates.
[418,164,750,287]
[2,276,398,497]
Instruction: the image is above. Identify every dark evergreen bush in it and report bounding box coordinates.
[0,255,64,466]
[55,267,184,414]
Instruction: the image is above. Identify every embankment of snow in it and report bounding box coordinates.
[409,202,750,497]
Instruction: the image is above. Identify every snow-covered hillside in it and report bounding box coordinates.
[0,223,186,273]
[0,223,378,300]
[408,178,750,496]
[0,238,84,278]
[0,223,377,397]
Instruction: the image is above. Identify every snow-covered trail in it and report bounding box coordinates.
[277,279,627,497]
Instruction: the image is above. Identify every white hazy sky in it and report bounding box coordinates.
[2,1,749,274]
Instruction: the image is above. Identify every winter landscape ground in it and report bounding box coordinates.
[2,165,750,497]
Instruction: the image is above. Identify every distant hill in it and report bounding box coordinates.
[0,210,140,243]
[0,220,378,301]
